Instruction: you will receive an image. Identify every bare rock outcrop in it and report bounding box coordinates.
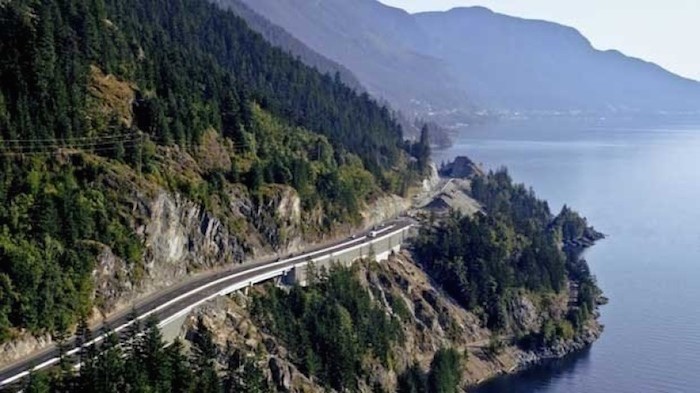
[178,251,601,391]
[439,156,485,179]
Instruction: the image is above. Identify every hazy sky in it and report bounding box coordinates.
[379,0,700,81]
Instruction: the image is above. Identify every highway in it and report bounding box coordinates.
[0,220,414,388]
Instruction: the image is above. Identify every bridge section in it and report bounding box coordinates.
[0,221,415,387]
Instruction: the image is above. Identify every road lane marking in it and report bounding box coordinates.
[0,223,410,386]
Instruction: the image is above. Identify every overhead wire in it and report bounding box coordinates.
[0,132,252,156]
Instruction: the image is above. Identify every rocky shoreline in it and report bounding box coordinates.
[513,317,603,373]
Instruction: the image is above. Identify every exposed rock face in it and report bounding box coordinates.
[362,194,411,229]
[0,334,53,370]
[180,252,602,391]
[144,191,246,276]
[422,162,440,192]
[92,184,308,316]
[509,294,540,333]
[90,190,248,317]
[269,357,294,392]
[439,156,485,179]
[182,296,319,393]
[93,246,133,315]
[236,185,303,252]
[424,178,482,217]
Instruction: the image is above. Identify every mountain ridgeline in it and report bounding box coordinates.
[234,0,700,116]
[0,0,426,342]
[0,0,411,178]
[224,0,473,119]
[209,0,364,92]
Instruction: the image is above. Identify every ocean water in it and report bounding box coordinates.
[434,117,700,393]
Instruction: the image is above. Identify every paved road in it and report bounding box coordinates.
[0,220,413,388]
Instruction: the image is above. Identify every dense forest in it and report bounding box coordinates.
[4,316,273,393]
[210,0,365,92]
[4,266,464,393]
[0,0,426,343]
[0,0,411,175]
[251,265,403,391]
[397,349,463,393]
[251,264,464,393]
[413,169,601,333]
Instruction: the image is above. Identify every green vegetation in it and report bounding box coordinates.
[0,0,426,343]
[414,168,600,332]
[13,316,272,393]
[397,349,463,393]
[251,265,403,391]
[0,157,142,341]
[0,0,417,181]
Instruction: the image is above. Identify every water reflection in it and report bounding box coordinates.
[474,348,593,393]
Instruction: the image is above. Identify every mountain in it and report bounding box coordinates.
[235,0,700,115]
[227,0,473,119]
[210,0,455,146]
[0,0,424,344]
[209,0,364,92]
[0,1,605,389]
[415,7,700,113]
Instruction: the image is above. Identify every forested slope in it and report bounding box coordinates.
[0,0,424,343]
[414,169,602,336]
[209,0,364,92]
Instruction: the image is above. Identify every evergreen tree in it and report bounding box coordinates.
[397,363,427,393]
[53,329,74,392]
[94,332,124,393]
[25,371,51,393]
[138,315,169,390]
[427,348,462,393]
[0,0,422,346]
[0,274,13,342]
[224,350,272,393]
[416,124,431,173]
[165,339,194,393]
[76,317,98,393]
[191,323,222,393]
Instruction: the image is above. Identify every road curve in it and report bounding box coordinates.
[0,220,414,388]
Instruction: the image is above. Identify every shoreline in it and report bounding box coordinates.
[469,237,606,389]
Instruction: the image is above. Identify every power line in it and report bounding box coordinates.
[0,132,252,156]
[0,133,141,144]
[1,137,143,151]
[0,141,143,157]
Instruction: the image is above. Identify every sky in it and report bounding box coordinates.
[379,0,700,81]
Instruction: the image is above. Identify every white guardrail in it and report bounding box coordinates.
[0,223,412,387]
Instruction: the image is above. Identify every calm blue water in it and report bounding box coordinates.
[434,117,700,393]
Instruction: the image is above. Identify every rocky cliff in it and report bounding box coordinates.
[179,251,602,392]
[0,149,421,368]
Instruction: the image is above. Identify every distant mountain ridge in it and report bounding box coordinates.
[415,6,700,113]
[231,0,700,117]
[218,0,473,120]
[210,0,364,92]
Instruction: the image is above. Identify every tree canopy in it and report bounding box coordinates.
[0,0,424,342]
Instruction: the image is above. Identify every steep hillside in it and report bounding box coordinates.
[6,251,603,393]
[169,169,605,392]
[415,7,700,113]
[184,252,601,392]
[209,0,364,92]
[210,0,456,146]
[0,0,425,348]
[231,0,472,119]
[236,0,700,115]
